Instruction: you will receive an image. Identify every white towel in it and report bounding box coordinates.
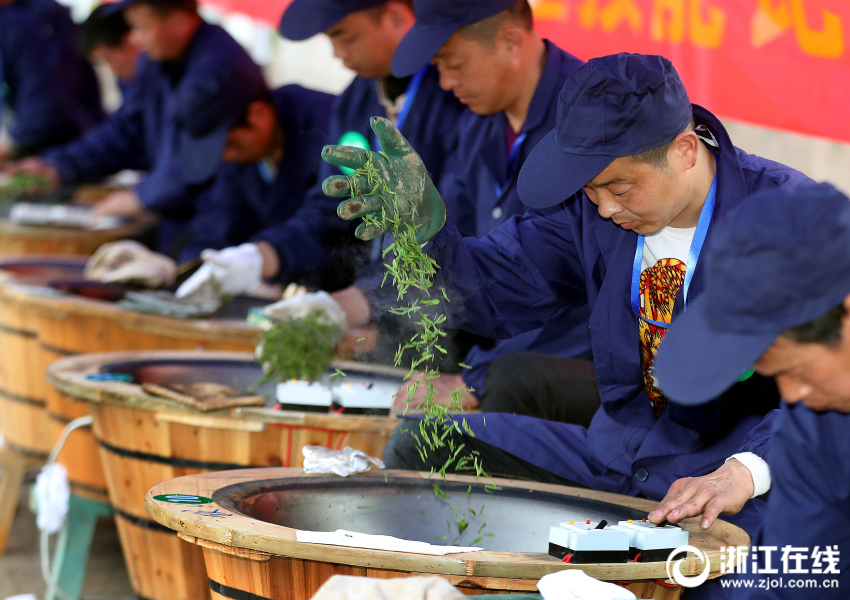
[537,569,637,600]
[310,575,464,600]
[296,529,482,556]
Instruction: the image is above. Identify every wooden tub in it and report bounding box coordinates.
[0,256,89,459]
[47,350,403,600]
[145,468,749,599]
[29,291,267,503]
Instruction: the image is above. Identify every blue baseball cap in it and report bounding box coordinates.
[517,53,693,209]
[279,0,389,41]
[655,182,850,405]
[177,58,269,184]
[101,0,189,17]
[391,0,517,77]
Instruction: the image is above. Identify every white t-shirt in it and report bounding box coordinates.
[638,225,695,416]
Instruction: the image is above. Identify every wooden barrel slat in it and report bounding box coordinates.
[116,518,210,600]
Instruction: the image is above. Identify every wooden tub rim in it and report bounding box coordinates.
[46,349,406,430]
[0,212,157,240]
[145,467,749,583]
[9,281,260,343]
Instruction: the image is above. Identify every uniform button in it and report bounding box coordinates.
[634,467,649,482]
[491,207,503,220]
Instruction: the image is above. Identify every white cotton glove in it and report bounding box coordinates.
[302,445,385,477]
[175,243,263,299]
[262,291,348,332]
[84,240,177,287]
[34,463,70,534]
[537,570,636,600]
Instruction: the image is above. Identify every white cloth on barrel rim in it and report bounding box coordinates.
[301,445,385,477]
[296,529,482,555]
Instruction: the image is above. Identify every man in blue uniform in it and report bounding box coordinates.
[270,0,598,420]
[320,54,812,576]
[385,0,597,420]
[12,0,265,255]
[85,83,336,292]
[78,4,141,96]
[177,0,465,296]
[654,183,850,598]
[0,0,103,158]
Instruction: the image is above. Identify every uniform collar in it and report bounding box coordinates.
[159,21,210,86]
[522,39,566,135]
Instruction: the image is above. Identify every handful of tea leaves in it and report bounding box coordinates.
[0,172,50,199]
[255,313,338,382]
[349,153,499,498]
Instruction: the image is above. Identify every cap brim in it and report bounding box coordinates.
[655,298,778,406]
[391,24,457,77]
[517,130,616,209]
[279,0,342,41]
[100,0,136,16]
[179,126,229,185]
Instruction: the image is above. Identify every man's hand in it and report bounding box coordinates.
[176,243,263,299]
[92,190,144,218]
[321,116,446,245]
[648,459,754,530]
[85,240,176,287]
[392,372,479,417]
[331,286,371,329]
[4,157,61,191]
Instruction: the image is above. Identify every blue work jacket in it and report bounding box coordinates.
[442,41,583,238]
[731,402,850,598]
[0,0,103,153]
[180,85,334,262]
[436,41,593,393]
[44,22,262,254]
[254,66,465,284]
[422,106,811,537]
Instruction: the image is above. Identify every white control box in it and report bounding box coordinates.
[612,520,689,551]
[276,380,333,407]
[553,521,630,552]
[334,381,395,410]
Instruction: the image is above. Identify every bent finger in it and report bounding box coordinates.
[322,145,369,170]
[699,497,725,530]
[337,195,385,221]
[323,174,378,199]
[649,480,697,522]
[355,220,389,241]
[665,490,717,524]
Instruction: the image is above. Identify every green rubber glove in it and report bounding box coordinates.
[321,116,446,245]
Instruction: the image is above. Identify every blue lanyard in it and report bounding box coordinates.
[495,131,528,198]
[256,160,274,184]
[630,168,718,328]
[372,65,428,152]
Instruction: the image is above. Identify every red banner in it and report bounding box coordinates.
[533,0,849,142]
[206,0,850,143]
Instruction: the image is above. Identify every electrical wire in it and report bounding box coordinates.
[39,415,93,600]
